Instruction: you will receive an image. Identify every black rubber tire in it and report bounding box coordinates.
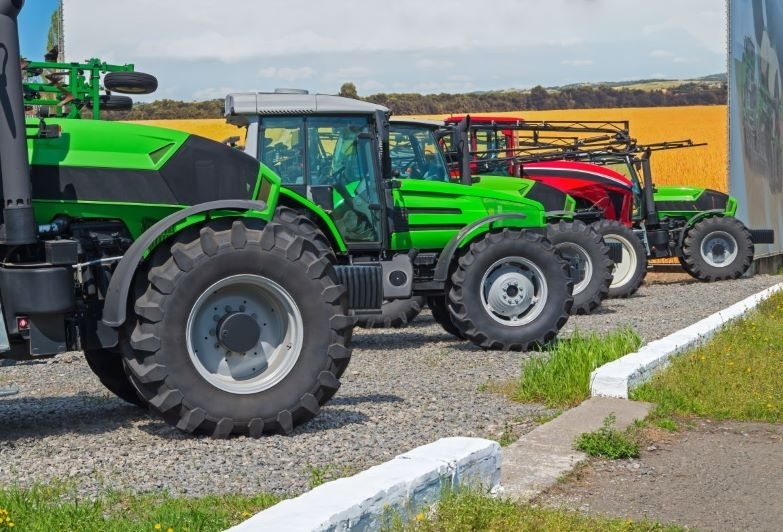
[592,219,648,298]
[104,71,158,94]
[83,348,146,408]
[272,205,335,260]
[426,295,465,339]
[355,296,425,328]
[86,94,133,111]
[271,205,351,390]
[447,229,573,351]
[680,216,754,281]
[546,220,613,315]
[122,220,353,437]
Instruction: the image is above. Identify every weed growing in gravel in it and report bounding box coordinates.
[497,422,518,447]
[574,413,640,459]
[513,327,642,408]
[631,291,783,422]
[307,464,333,489]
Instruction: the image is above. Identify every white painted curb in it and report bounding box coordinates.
[226,437,500,532]
[591,282,783,398]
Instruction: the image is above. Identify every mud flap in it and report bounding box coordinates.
[749,229,775,244]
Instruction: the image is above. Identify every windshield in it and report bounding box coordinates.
[259,115,383,244]
[602,156,643,220]
[389,124,449,182]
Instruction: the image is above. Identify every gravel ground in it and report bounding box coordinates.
[0,271,780,499]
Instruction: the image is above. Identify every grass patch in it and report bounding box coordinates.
[381,487,684,531]
[631,291,783,422]
[0,483,280,532]
[514,327,642,408]
[574,413,640,459]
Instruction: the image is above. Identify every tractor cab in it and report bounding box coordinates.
[226,92,388,249]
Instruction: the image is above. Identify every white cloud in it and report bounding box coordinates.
[561,59,594,66]
[257,67,317,82]
[192,86,239,101]
[415,58,456,70]
[60,0,728,99]
[649,49,675,58]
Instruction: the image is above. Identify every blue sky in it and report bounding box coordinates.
[18,0,728,102]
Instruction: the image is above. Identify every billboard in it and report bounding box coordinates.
[729,0,783,260]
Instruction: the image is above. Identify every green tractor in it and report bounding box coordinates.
[3,0,353,437]
[224,90,576,347]
[3,1,573,436]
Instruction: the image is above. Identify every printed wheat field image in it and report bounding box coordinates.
[136,105,728,192]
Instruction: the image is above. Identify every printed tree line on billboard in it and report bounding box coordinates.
[737,0,783,194]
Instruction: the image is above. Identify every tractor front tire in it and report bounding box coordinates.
[447,229,573,351]
[680,216,754,281]
[123,220,352,437]
[546,220,612,315]
[593,219,647,298]
[356,296,425,329]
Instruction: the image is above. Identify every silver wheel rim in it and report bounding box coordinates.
[700,230,738,268]
[556,242,592,297]
[186,274,303,394]
[480,256,548,326]
[605,234,638,289]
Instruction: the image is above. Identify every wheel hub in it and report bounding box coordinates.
[217,312,261,353]
[485,271,535,318]
[186,274,303,394]
[706,240,727,262]
[701,231,738,267]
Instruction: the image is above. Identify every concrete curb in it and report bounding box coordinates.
[226,437,501,532]
[229,281,783,530]
[590,282,783,398]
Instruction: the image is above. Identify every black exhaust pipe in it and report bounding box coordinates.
[454,115,472,186]
[0,0,37,245]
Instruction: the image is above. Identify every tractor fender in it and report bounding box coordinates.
[433,213,539,283]
[277,187,348,251]
[99,199,269,344]
[676,209,724,249]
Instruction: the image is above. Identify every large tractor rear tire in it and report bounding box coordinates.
[447,229,573,351]
[355,296,425,329]
[83,348,145,408]
[122,220,353,437]
[680,216,754,281]
[546,220,612,315]
[593,219,647,298]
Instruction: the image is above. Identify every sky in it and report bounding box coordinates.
[18,0,728,102]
